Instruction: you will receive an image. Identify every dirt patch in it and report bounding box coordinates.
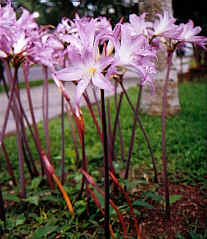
[132,177,207,239]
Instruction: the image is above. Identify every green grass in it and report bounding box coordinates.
[0,79,53,93]
[0,82,207,238]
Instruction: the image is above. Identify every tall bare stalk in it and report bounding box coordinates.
[161,49,174,217]
[42,66,51,160]
[120,81,158,183]
[100,89,110,239]
[124,84,142,180]
[23,64,54,189]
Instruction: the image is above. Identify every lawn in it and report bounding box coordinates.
[0,79,53,93]
[0,81,207,239]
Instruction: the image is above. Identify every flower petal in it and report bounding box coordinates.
[56,67,82,82]
[0,49,7,58]
[92,72,114,92]
[97,56,114,71]
[75,77,90,105]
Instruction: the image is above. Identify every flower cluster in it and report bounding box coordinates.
[0,3,207,112]
[0,3,39,65]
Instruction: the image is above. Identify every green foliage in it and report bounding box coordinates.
[14,0,75,25]
[13,0,139,26]
[176,229,207,239]
[0,79,53,93]
[30,223,58,239]
[188,231,207,239]
[169,194,182,204]
[133,200,154,209]
[24,195,40,206]
[144,191,164,202]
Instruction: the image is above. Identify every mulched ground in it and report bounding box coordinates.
[132,176,207,239]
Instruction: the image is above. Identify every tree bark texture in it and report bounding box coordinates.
[139,0,181,117]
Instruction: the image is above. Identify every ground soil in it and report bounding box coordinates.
[130,176,207,239]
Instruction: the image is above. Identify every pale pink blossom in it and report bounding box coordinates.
[176,20,207,48]
[112,24,156,81]
[0,4,39,61]
[16,8,38,32]
[28,28,64,69]
[151,11,180,39]
[55,48,114,109]
[126,13,152,36]
[0,3,16,27]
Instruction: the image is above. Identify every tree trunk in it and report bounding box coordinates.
[139,0,181,117]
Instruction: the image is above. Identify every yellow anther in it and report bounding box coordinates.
[89,67,96,75]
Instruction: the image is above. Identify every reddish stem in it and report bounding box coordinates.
[83,93,103,143]
[120,82,158,183]
[81,169,127,238]
[161,50,174,218]
[42,66,51,160]
[23,64,54,189]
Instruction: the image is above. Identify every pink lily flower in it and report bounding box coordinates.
[0,34,12,58]
[151,11,181,39]
[94,16,112,35]
[112,24,156,80]
[53,15,115,111]
[28,27,64,69]
[16,8,38,33]
[56,17,78,44]
[55,48,114,110]
[0,3,16,27]
[126,13,152,37]
[176,20,207,48]
[12,32,29,55]
[0,3,40,62]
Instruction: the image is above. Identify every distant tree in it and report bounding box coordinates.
[173,0,207,35]
[14,0,75,25]
[13,0,139,25]
[80,0,139,24]
[10,0,207,29]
